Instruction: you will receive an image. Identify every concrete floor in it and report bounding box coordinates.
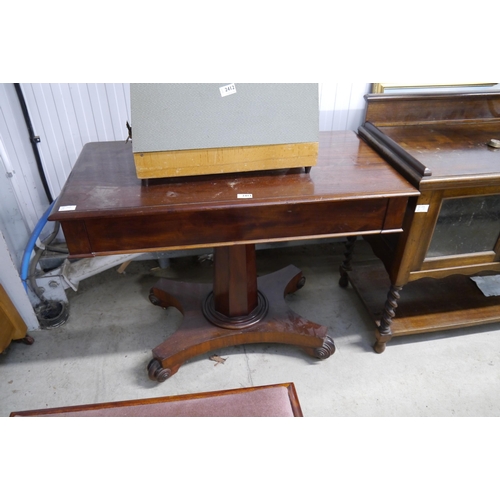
[2,240,500,417]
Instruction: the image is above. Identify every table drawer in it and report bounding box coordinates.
[62,197,407,257]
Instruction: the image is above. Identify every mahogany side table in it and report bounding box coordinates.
[48,131,418,381]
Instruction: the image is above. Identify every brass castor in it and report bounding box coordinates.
[149,292,161,306]
[296,276,306,290]
[147,359,172,382]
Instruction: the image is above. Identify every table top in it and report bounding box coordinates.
[381,122,500,182]
[49,131,419,257]
[362,92,500,189]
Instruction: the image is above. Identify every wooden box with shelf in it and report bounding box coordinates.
[348,90,500,352]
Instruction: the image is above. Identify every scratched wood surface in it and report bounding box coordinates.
[49,131,418,257]
[364,92,500,185]
[381,122,500,180]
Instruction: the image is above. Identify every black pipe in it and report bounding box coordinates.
[13,83,53,204]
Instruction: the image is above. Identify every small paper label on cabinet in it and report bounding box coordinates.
[59,205,77,211]
[415,204,429,213]
[237,194,253,199]
[220,84,236,97]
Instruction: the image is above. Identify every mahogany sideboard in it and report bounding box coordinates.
[48,131,418,381]
[352,91,500,352]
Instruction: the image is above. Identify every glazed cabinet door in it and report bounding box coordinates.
[416,188,500,277]
[425,193,500,259]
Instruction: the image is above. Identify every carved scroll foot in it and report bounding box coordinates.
[147,265,331,382]
[303,335,336,359]
[375,284,403,353]
[314,335,336,359]
[338,236,357,288]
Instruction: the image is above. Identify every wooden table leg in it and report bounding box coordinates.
[147,244,334,382]
[338,235,357,288]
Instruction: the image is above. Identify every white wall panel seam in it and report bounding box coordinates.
[52,84,83,173]
[22,83,59,199]
[0,123,34,234]
[71,84,94,144]
[49,84,75,182]
[103,84,115,138]
[104,83,129,141]
[84,84,100,142]
[0,87,46,230]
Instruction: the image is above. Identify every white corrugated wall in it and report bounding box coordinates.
[319,83,369,132]
[20,83,131,201]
